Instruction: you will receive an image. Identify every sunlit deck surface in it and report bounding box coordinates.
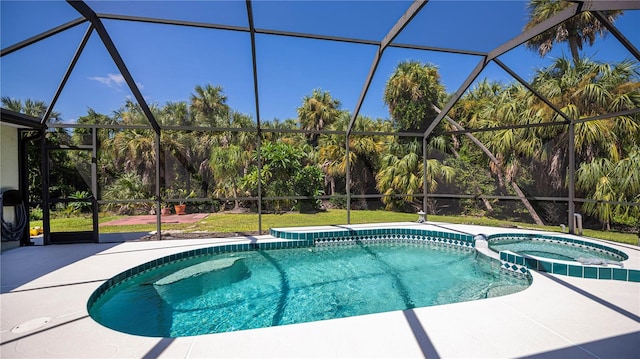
[2,222,639,358]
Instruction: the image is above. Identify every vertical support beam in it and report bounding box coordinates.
[91,127,99,243]
[18,130,32,246]
[344,0,427,224]
[422,136,428,219]
[346,137,351,224]
[246,0,263,233]
[40,134,50,245]
[257,136,263,232]
[155,132,162,240]
[568,121,576,234]
[17,130,27,245]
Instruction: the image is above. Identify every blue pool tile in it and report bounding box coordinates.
[525,258,538,270]
[628,270,640,282]
[568,265,582,277]
[613,268,627,281]
[598,268,612,279]
[538,261,552,272]
[552,263,567,275]
[584,267,598,279]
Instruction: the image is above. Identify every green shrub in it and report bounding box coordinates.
[30,206,43,221]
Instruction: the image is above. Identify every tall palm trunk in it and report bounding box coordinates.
[232,179,240,210]
[433,105,544,225]
[568,35,580,65]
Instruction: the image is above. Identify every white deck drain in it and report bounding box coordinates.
[11,317,51,333]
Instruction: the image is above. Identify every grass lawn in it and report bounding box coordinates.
[30,210,638,245]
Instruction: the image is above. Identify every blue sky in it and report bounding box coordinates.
[1,1,638,124]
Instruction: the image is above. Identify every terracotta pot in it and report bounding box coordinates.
[161,208,172,216]
[174,204,187,215]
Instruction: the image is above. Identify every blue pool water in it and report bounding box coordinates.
[489,239,623,262]
[89,243,530,337]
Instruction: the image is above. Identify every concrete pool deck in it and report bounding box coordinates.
[1,222,639,358]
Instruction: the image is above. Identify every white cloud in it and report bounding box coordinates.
[88,73,125,88]
[88,73,144,91]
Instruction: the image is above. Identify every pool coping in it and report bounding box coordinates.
[2,222,639,358]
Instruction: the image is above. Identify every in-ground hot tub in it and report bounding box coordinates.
[487,233,640,281]
[488,234,627,263]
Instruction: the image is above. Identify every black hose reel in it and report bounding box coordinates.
[1,189,27,242]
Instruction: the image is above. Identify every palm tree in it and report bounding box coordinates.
[262,118,303,144]
[109,128,157,184]
[297,89,341,147]
[108,100,186,190]
[210,144,248,210]
[376,141,454,211]
[161,101,190,127]
[205,111,257,207]
[102,172,154,215]
[112,99,151,126]
[159,101,212,194]
[318,113,388,208]
[383,60,445,133]
[460,58,639,226]
[1,96,60,121]
[524,0,622,64]
[190,84,230,127]
[577,146,640,230]
[440,83,546,225]
[528,57,640,193]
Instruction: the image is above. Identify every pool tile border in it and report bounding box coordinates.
[270,227,475,249]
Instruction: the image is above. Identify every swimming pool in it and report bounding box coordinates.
[88,241,529,337]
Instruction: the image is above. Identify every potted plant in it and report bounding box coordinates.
[158,192,172,215]
[173,189,196,215]
[161,203,172,216]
